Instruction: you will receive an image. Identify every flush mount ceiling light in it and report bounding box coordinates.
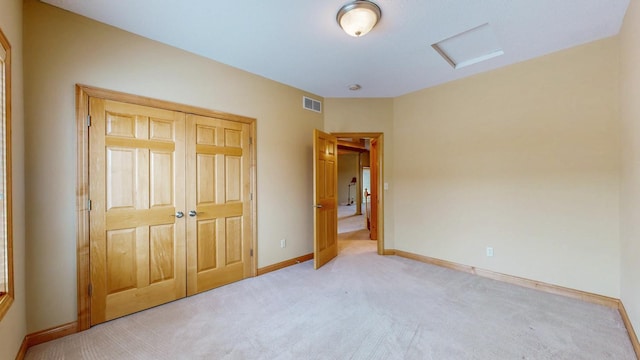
[337,0,381,37]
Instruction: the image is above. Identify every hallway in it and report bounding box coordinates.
[337,205,371,241]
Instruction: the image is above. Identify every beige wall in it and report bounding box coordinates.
[338,153,359,205]
[324,98,394,249]
[620,0,640,338]
[0,0,26,358]
[23,0,322,332]
[393,38,621,297]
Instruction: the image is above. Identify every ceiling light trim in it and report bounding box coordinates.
[337,0,382,37]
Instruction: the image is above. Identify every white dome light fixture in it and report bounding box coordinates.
[337,1,382,37]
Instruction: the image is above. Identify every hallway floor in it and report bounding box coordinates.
[338,204,372,241]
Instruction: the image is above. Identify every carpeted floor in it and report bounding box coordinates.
[25,240,635,359]
[338,204,371,241]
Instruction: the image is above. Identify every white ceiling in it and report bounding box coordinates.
[42,0,630,98]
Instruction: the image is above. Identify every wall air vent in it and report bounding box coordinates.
[303,96,322,113]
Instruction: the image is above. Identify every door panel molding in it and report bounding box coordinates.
[76,85,257,330]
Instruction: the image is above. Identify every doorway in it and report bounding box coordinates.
[337,144,369,243]
[332,132,384,250]
[313,130,384,269]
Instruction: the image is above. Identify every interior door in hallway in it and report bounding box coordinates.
[186,114,253,295]
[313,129,338,269]
[89,99,186,325]
[369,137,379,241]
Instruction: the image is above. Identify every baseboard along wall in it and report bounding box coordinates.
[391,249,640,359]
[619,301,640,359]
[15,337,28,360]
[256,253,314,276]
[15,321,78,359]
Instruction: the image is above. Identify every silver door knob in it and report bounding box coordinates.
[174,211,184,218]
[314,204,323,208]
[189,210,197,217]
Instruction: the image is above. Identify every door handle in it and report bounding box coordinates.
[314,204,323,208]
[189,210,197,217]
[172,211,185,218]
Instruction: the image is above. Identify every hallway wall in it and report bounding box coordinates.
[338,153,359,206]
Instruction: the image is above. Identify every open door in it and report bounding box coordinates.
[369,137,379,240]
[313,129,338,269]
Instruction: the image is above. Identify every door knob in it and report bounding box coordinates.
[189,210,197,217]
[314,204,323,208]
[173,211,184,218]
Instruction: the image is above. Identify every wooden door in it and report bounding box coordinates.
[185,114,252,295]
[369,137,379,240]
[89,99,186,325]
[313,130,338,269]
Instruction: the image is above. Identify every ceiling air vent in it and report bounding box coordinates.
[303,96,322,113]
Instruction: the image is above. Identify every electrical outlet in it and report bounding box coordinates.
[280,239,286,248]
[486,247,494,257]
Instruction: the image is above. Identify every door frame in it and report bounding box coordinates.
[75,85,257,331]
[332,132,384,255]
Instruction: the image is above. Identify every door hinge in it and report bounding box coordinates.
[250,249,253,257]
[250,193,253,201]
[87,199,92,211]
[88,284,93,297]
[249,137,253,145]
[87,115,91,127]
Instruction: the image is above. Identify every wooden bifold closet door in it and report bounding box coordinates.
[89,98,252,325]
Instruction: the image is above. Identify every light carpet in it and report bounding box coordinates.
[25,241,635,359]
[338,205,371,241]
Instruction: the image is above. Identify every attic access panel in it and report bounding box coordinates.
[432,23,504,69]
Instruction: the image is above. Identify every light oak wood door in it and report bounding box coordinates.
[89,99,186,325]
[313,129,338,269]
[186,114,252,295]
[369,137,379,240]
